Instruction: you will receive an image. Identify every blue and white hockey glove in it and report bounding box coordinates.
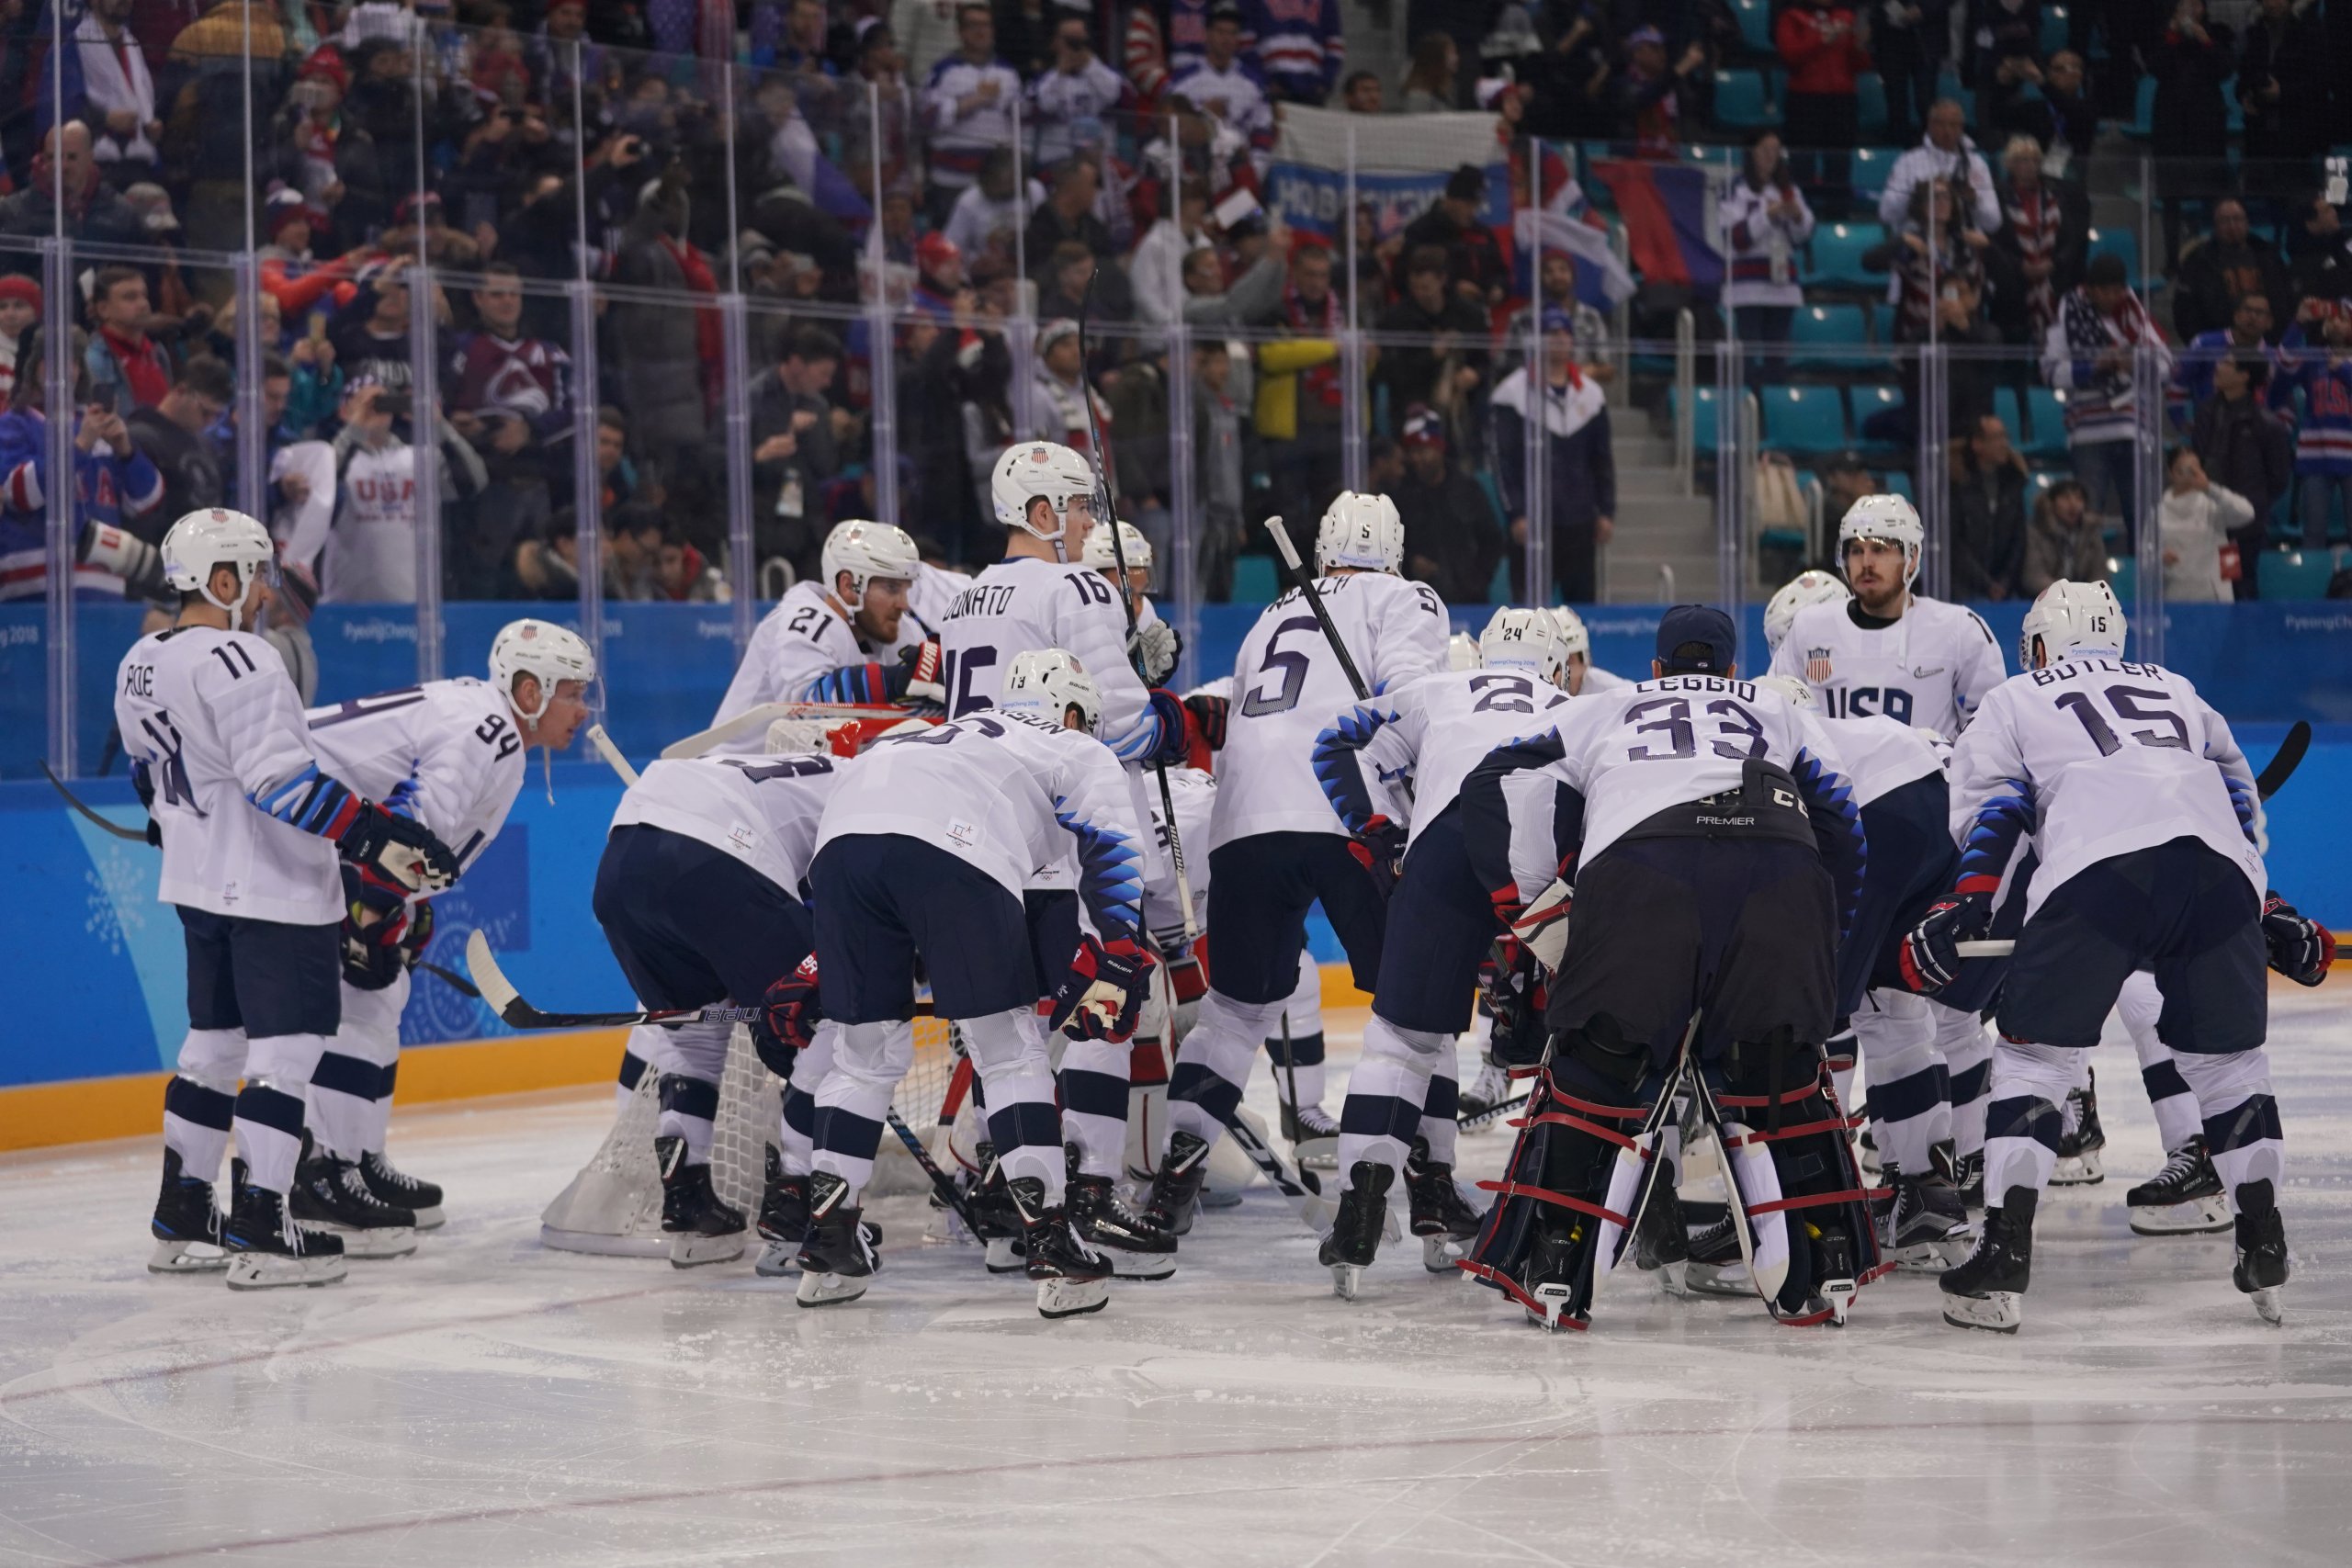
[2262,893,2335,987]
[1898,892,1991,993]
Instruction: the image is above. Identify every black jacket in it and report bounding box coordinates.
[2191,392,2292,539]
[1948,457,2026,600]
[1394,462,1502,604]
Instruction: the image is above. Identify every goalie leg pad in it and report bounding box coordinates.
[1710,1030,1883,1324]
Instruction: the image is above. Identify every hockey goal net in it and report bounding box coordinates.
[540,1018,960,1257]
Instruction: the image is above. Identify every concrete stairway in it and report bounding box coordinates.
[1602,427,1720,604]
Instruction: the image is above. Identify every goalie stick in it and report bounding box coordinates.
[466,930,762,1031]
[659,700,907,761]
[587,724,639,785]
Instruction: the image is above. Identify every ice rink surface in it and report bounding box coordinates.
[4,987,2349,1568]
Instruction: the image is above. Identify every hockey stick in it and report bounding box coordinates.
[586,724,639,785]
[41,761,147,841]
[659,700,906,761]
[1457,1092,1531,1132]
[1079,265,1199,943]
[415,959,481,999]
[885,1106,986,1236]
[1261,517,1372,703]
[1226,1108,1340,1231]
[464,930,762,1031]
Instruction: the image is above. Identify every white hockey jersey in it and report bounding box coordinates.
[610,753,844,897]
[1818,712,1943,810]
[305,678,528,876]
[1581,664,1633,694]
[714,581,891,737]
[814,708,1148,942]
[937,555,1165,763]
[114,626,343,926]
[1208,571,1450,852]
[1768,594,2007,733]
[1482,674,1861,906]
[1313,667,1571,847]
[905,560,970,639]
[1949,659,2262,919]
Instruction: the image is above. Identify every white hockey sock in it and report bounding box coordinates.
[616,1026,663,1111]
[1266,1032,1327,1112]
[656,1074,719,1165]
[1931,1002,1995,1159]
[2119,976,2203,1153]
[1336,1016,1443,1185]
[1167,990,1281,1147]
[163,1071,237,1185]
[1418,1046,1462,1168]
[808,1021,912,1199]
[1058,1034,1131,1179]
[2175,1048,2284,1205]
[1982,1039,2078,1206]
[961,1008,1064,1200]
[234,1034,331,1193]
[309,1030,399,1162]
[1854,991,1945,1178]
[1826,1029,1857,1121]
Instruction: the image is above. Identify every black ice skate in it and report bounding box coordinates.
[1281,1100,1340,1170]
[149,1147,227,1274]
[1939,1187,2035,1333]
[1009,1177,1111,1319]
[1142,1129,1213,1237]
[2051,1073,2105,1186]
[754,1146,809,1277]
[1680,1201,1751,1297]
[358,1149,445,1228]
[1067,1171,1177,1280]
[967,1147,1026,1272]
[1456,1056,1516,1132]
[1632,1179,1692,1296]
[1932,1140,1985,1210]
[1521,1209,1592,1331]
[1878,1167,1970,1272]
[222,1182,347,1291]
[1319,1161,1394,1300]
[292,1143,418,1259]
[2232,1179,2289,1325]
[655,1134,747,1268]
[2126,1136,2233,1235]
[1403,1137,1486,1273]
[794,1171,879,1307]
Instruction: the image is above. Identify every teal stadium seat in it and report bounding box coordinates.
[1733,0,1773,52]
[2086,227,2140,283]
[1805,223,1885,289]
[2262,548,2341,599]
[1671,384,1725,456]
[1231,555,1279,604]
[1850,384,1906,454]
[1761,385,1849,455]
[2025,387,2072,459]
[1713,69,1777,131]
[1788,303,1872,369]
[1849,146,1895,207]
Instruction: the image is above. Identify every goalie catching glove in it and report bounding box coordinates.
[2262,892,2335,987]
[1053,935,1156,1043]
[1898,891,1991,993]
[756,954,823,1076]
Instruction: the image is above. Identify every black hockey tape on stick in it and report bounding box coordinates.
[1224,1106,1340,1231]
[1457,1092,1530,1132]
[416,959,481,999]
[2256,719,2311,801]
[885,1107,987,1237]
[1080,265,1198,942]
[41,761,148,841]
[1261,517,1372,702]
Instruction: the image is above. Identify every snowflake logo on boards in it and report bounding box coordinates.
[83,843,149,956]
[1805,647,1834,684]
[404,909,522,1045]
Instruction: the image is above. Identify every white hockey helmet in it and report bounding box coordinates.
[1446,631,1483,671]
[161,507,275,627]
[1752,673,1816,710]
[1315,491,1405,574]
[490,617,598,723]
[820,519,920,612]
[1000,647,1102,735]
[1479,605,1573,689]
[991,440,1098,543]
[1080,519,1153,579]
[1764,569,1853,653]
[2019,580,2127,669]
[1838,493,1924,587]
[1548,605,1591,661]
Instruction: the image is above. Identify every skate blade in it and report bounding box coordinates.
[324,1224,417,1260]
[1420,1234,1469,1273]
[224,1252,347,1291]
[795,1269,867,1307]
[1102,1247,1176,1280]
[1526,1282,1586,1333]
[1036,1276,1109,1319]
[1940,1289,2021,1333]
[1655,1259,1693,1299]
[667,1229,747,1269]
[2248,1285,2285,1325]
[2129,1196,2233,1236]
[148,1237,228,1274]
[2050,1152,2104,1186]
[539,1225,672,1258]
[752,1239,802,1277]
[408,1205,446,1230]
[1823,1278,1858,1325]
[1330,1261,1363,1301]
[1292,1135,1339,1171]
[1884,1233,1968,1273]
[1683,1260,1752,1298]
[983,1236,1025,1273]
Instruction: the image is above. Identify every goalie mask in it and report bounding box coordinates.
[1001,647,1102,735]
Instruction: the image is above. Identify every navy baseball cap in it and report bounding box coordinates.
[1656,604,1737,674]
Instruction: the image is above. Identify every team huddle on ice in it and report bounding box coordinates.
[121,434,2334,1331]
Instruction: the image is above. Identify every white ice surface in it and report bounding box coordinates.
[4,987,2350,1567]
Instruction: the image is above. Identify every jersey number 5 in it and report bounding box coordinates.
[1241,615,1320,716]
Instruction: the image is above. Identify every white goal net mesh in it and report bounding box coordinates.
[541,1017,959,1256]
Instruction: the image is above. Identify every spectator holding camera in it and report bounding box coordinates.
[2156,446,2246,602]
[0,328,163,600]
[321,377,487,604]
[125,354,233,526]
[1720,131,1815,377]
[1879,99,2002,236]
[2191,350,2290,598]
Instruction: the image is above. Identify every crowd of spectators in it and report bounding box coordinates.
[0,0,2347,619]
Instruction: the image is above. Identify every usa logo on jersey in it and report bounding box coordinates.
[1805,647,1834,683]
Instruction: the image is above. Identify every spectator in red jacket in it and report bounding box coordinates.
[1777,0,1871,205]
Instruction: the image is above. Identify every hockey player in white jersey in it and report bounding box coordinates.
[1307,607,1576,1295]
[122,508,460,1290]
[777,649,1158,1318]
[1141,492,1449,1234]
[711,519,944,730]
[1550,606,1630,694]
[294,618,594,1251]
[1082,518,1182,686]
[585,727,852,1268]
[1457,606,1871,1330]
[1905,581,2331,1331]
